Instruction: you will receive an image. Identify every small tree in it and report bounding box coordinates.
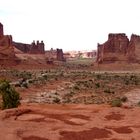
[0,80,20,109]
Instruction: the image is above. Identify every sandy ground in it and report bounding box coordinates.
[0,104,140,140]
[1,59,140,140]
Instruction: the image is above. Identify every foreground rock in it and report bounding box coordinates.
[0,104,140,140]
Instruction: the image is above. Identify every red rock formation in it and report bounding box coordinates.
[0,35,15,57]
[0,23,4,36]
[0,23,19,66]
[96,33,140,63]
[127,34,140,62]
[13,42,31,53]
[45,48,65,61]
[13,40,45,54]
[56,49,65,61]
[29,40,45,54]
[45,48,57,60]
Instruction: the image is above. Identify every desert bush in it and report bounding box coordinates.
[124,79,130,85]
[42,74,48,80]
[28,79,34,84]
[0,80,20,109]
[63,98,71,103]
[73,85,80,90]
[95,74,101,80]
[111,98,122,107]
[114,74,120,79]
[54,92,58,95]
[120,96,128,102]
[131,75,140,85]
[55,77,58,81]
[53,97,60,103]
[95,82,100,88]
[19,71,32,79]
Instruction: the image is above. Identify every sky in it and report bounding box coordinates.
[0,0,140,51]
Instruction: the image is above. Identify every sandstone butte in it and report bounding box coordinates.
[2,21,140,66]
[0,22,46,67]
[0,22,65,67]
[97,33,140,64]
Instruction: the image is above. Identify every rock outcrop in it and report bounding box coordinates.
[97,33,140,63]
[0,23,4,36]
[29,40,45,54]
[0,23,19,66]
[13,42,31,53]
[13,40,45,54]
[56,49,65,61]
[127,34,140,62]
[45,48,65,61]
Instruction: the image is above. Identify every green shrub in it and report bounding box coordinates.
[111,98,122,107]
[0,80,20,109]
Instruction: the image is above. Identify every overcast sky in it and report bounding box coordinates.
[1,0,140,51]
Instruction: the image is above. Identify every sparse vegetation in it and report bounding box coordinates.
[95,82,100,88]
[121,96,128,102]
[0,67,140,106]
[0,80,20,109]
[111,98,122,107]
[53,97,60,103]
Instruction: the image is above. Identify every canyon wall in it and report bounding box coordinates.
[97,33,140,63]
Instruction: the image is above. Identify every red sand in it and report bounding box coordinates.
[0,104,140,140]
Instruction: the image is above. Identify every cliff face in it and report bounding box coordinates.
[13,40,45,54]
[127,34,140,62]
[97,33,140,63]
[0,23,19,66]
